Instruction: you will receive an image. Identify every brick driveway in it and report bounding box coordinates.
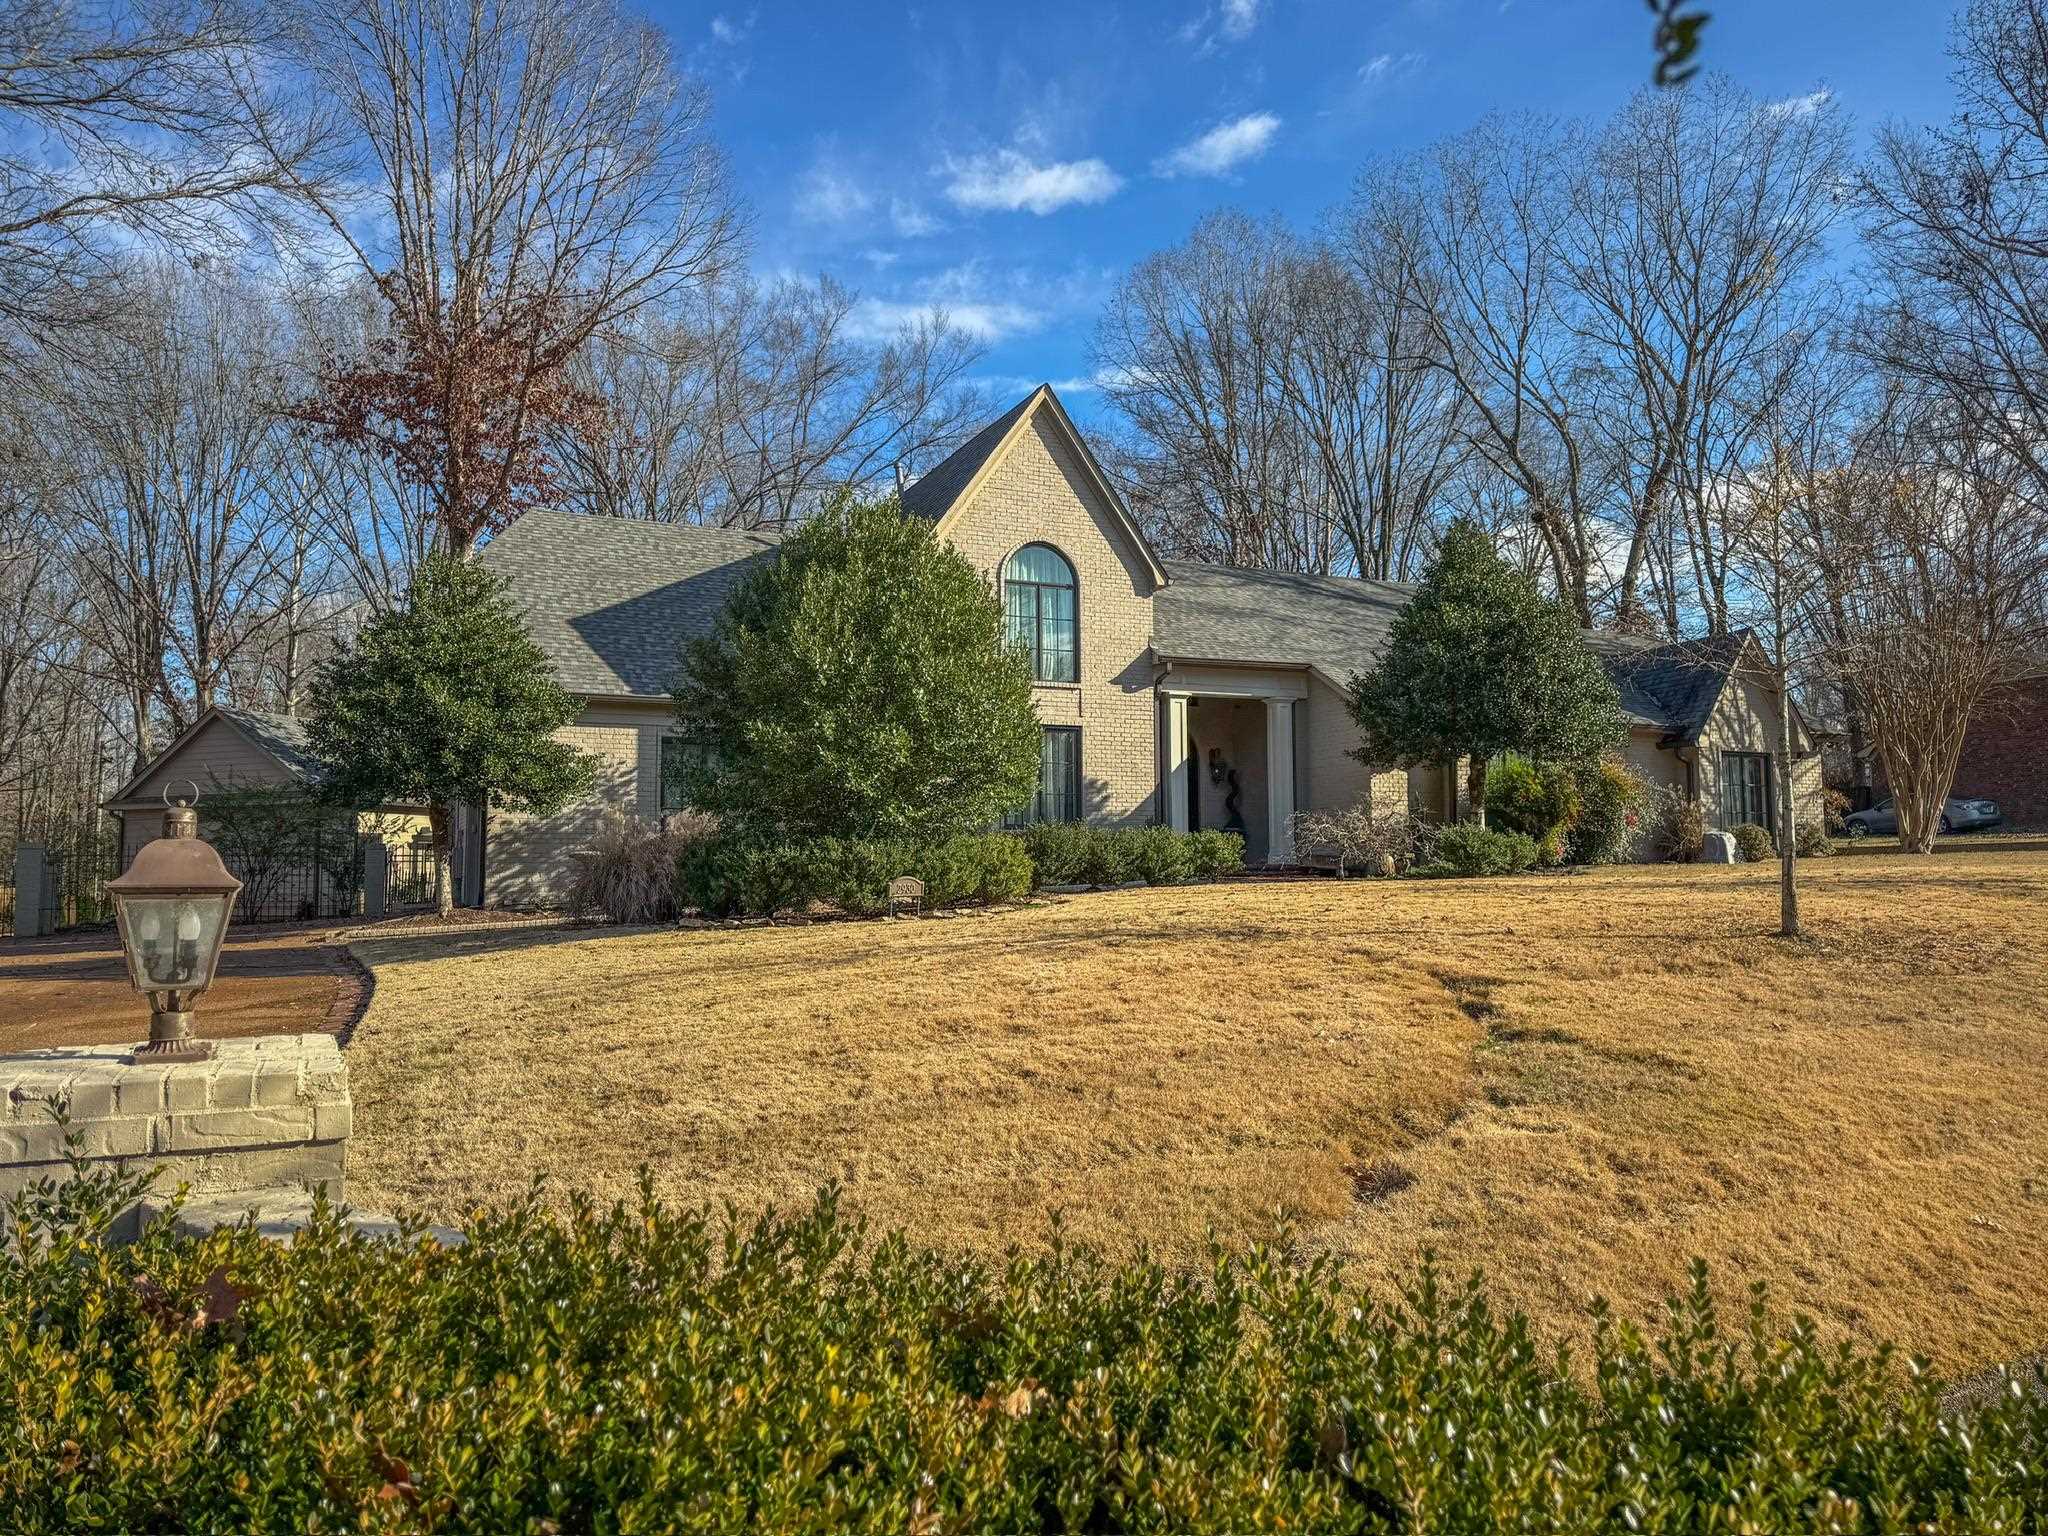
[0,927,349,1054]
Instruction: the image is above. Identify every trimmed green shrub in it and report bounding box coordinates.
[684,833,1031,917]
[1017,821,1092,886]
[1419,822,1539,877]
[1125,826,1195,885]
[6,1159,2043,1533]
[1730,822,1774,863]
[1795,819,1835,858]
[1564,757,1653,865]
[1186,828,1247,878]
[1484,758,1580,865]
[1018,824,1240,890]
[678,835,819,916]
[1080,827,1139,886]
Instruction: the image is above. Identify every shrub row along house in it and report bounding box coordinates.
[110,386,1825,907]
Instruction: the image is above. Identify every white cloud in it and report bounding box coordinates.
[1767,88,1833,119]
[1155,112,1281,178]
[1182,0,1261,52]
[708,12,749,44]
[843,260,1111,345]
[848,294,1044,343]
[793,158,871,224]
[890,197,940,238]
[1358,51,1426,88]
[942,150,1122,215]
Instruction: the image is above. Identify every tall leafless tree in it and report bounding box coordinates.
[556,277,988,528]
[290,0,744,551]
[0,0,341,350]
[1860,0,2048,518]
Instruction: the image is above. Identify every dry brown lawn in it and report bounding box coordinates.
[346,851,2048,1374]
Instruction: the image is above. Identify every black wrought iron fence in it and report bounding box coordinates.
[41,825,123,933]
[385,840,440,910]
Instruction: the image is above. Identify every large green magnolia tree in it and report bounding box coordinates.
[1350,520,1624,825]
[308,553,594,914]
[674,492,1042,839]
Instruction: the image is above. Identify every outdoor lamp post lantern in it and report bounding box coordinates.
[106,789,242,1063]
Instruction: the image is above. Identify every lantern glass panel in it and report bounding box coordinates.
[119,894,232,992]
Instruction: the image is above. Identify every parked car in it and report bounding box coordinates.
[1843,795,2004,837]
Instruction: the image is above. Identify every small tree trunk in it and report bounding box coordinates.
[428,801,455,916]
[1776,677,1799,939]
[1465,755,1488,827]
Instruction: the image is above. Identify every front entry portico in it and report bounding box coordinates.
[1161,667,1303,866]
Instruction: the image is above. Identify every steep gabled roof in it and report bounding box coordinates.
[1589,629,1754,740]
[902,384,1170,587]
[478,510,781,698]
[104,705,328,808]
[216,707,324,783]
[899,393,1037,523]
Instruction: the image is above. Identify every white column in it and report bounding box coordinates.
[1264,697,1296,865]
[1163,694,1191,832]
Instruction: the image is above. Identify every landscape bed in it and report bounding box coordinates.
[345,849,2048,1377]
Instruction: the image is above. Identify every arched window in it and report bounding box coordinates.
[1003,544,1077,683]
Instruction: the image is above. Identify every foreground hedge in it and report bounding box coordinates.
[6,1168,2045,1533]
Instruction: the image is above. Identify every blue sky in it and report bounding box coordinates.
[663,0,1961,425]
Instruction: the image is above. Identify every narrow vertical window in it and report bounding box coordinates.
[1006,727,1082,827]
[1002,544,1078,683]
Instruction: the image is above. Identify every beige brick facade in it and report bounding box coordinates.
[1301,674,1406,818]
[938,410,1165,826]
[1698,669,1826,833]
[485,699,672,907]
[472,390,1836,903]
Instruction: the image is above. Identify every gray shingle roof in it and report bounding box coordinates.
[1153,561,1413,685]
[478,510,781,697]
[216,707,324,784]
[1587,630,1750,739]
[480,506,1756,734]
[899,390,1038,522]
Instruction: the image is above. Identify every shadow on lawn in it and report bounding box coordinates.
[0,929,339,985]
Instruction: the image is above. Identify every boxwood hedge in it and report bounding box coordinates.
[4,1157,2043,1533]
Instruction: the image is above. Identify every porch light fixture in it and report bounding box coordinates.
[106,787,242,1063]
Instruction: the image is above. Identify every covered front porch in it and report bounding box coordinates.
[1160,667,1303,866]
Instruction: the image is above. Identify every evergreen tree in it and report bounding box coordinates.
[308,553,594,913]
[1350,520,1624,824]
[674,492,1041,839]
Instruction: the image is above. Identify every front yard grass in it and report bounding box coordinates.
[346,850,2048,1374]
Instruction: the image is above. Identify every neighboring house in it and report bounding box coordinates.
[104,706,427,918]
[468,384,1825,905]
[1874,672,2047,830]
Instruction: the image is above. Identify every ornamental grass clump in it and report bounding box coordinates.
[4,1155,2044,1534]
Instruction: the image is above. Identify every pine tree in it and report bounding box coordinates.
[674,492,1042,840]
[1349,520,1624,824]
[308,553,594,913]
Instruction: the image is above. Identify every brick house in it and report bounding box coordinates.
[1872,674,2047,830]
[458,384,1825,905]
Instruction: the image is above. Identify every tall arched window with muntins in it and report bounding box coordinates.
[1003,544,1078,683]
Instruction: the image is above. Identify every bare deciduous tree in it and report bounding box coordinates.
[0,0,340,348]
[293,0,744,550]
[556,277,988,528]
[1818,422,2048,854]
[1860,0,2048,516]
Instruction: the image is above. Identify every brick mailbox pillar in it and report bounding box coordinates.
[0,1034,351,1240]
